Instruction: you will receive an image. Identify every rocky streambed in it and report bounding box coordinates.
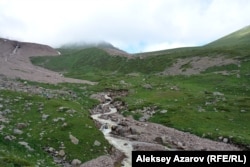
[84,90,241,167]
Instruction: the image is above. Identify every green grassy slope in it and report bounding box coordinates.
[0,83,110,166]
[206,25,250,48]
[29,25,250,149]
[31,26,250,79]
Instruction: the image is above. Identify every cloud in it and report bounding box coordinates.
[143,42,195,52]
[1,0,250,53]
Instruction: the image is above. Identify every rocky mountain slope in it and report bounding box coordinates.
[0,38,95,84]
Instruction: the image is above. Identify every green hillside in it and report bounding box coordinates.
[30,25,250,150]
[32,26,250,78]
[206,25,250,48]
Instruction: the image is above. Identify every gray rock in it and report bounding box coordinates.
[13,128,23,135]
[18,141,34,151]
[58,106,69,112]
[177,141,185,149]
[129,127,137,134]
[160,110,168,114]
[3,109,11,115]
[16,123,28,129]
[48,147,55,152]
[69,133,79,145]
[218,136,223,140]
[94,140,101,146]
[142,84,153,89]
[66,109,77,114]
[0,125,5,131]
[53,117,65,122]
[4,135,16,141]
[213,92,224,96]
[223,138,229,143]
[127,135,139,140]
[38,107,43,112]
[42,114,49,121]
[58,150,65,157]
[240,109,247,113]
[71,159,81,166]
[139,114,150,122]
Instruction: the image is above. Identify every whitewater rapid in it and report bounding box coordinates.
[91,100,133,167]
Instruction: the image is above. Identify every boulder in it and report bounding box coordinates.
[71,159,81,166]
[142,84,153,89]
[42,114,49,121]
[94,140,101,146]
[16,123,28,129]
[160,110,168,114]
[13,128,23,135]
[58,150,65,157]
[69,133,79,145]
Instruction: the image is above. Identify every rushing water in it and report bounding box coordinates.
[91,100,133,167]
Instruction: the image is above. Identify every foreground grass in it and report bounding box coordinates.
[0,88,110,166]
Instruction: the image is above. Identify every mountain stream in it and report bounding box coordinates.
[91,99,133,166]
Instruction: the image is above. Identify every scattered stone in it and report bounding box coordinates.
[13,128,23,135]
[177,141,185,149]
[240,109,247,113]
[18,141,34,151]
[58,107,69,112]
[129,127,137,134]
[94,140,101,146]
[69,133,79,145]
[2,109,12,115]
[66,109,77,114]
[62,122,68,128]
[198,106,205,112]
[118,120,128,126]
[58,150,65,157]
[53,117,65,122]
[154,136,164,144]
[16,123,28,129]
[213,92,224,96]
[160,110,168,114]
[104,94,112,101]
[71,159,81,166]
[4,135,16,141]
[142,84,153,89]
[127,135,139,140]
[42,114,49,121]
[48,147,55,153]
[223,138,229,143]
[38,107,43,112]
[0,125,5,131]
[170,86,179,91]
[139,114,150,122]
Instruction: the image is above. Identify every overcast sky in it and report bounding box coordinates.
[1,0,250,53]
